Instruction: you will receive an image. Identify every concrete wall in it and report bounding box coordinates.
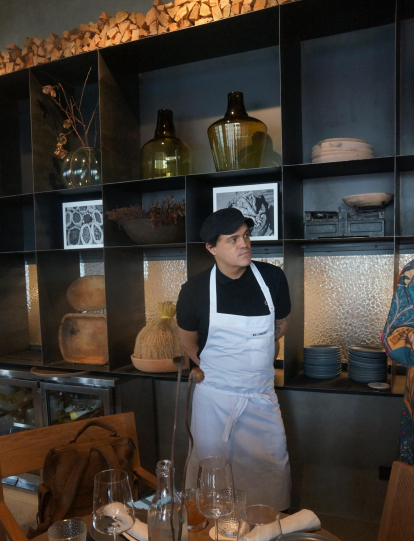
[0,1,153,49]
[153,380,403,523]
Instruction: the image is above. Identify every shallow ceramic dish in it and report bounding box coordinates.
[342,193,394,208]
[317,138,369,144]
[312,153,373,163]
[131,355,189,373]
[368,382,391,390]
[313,141,373,152]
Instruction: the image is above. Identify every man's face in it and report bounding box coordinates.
[207,223,252,269]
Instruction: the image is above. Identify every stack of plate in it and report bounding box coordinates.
[311,138,374,163]
[303,345,342,379]
[348,346,388,383]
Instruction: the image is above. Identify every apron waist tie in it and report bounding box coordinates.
[222,392,273,442]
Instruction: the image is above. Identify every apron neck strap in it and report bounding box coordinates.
[209,263,275,314]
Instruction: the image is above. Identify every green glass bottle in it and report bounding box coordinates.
[140,109,191,179]
[207,91,267,171]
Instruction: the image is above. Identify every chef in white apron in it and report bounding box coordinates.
[177,208,291,511]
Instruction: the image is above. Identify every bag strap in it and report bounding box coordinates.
[69,420,118,444]
[96,444,122,470]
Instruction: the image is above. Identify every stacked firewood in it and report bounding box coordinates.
[0,0,294,76]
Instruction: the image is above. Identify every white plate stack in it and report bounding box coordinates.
[311,138,374,163]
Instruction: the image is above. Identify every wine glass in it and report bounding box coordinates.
[196,456,235,541]
[237,505,281,541]
[93,469,135,541]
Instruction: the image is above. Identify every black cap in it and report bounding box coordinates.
[200,208,254,243]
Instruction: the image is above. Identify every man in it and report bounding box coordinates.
[177,208,291,510]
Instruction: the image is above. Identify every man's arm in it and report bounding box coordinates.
[275,313,290,340]
[178,327,201,366]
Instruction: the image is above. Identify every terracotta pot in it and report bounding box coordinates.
[67,275,106,311]
[131,355,189,373]
[59,313,108,365]
[121,219,185,245]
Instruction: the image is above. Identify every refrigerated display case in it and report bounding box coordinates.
[0,375,42,435]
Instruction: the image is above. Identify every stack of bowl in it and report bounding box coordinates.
[303,345,342,379]
[311,138,374,163]
[347,346,388,383]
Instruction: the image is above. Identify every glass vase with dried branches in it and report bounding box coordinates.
[42,67,101,188]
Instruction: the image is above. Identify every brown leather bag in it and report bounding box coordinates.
[28,420,136,538]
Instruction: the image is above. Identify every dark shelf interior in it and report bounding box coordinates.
[0,194,35,252]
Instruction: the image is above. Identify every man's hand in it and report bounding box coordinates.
[178,327,201,366]
[275,314,290,340]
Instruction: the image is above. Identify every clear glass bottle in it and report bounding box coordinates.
[140,110,191,179]
[148,460,188,541]
[207,91,267,171]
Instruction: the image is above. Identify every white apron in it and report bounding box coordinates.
[187,263,291,510]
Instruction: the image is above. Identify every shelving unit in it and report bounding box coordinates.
[0,0,412,392]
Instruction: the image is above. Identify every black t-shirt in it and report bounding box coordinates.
[176,261,291,357]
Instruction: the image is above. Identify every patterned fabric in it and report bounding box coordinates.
[382,260,414,465]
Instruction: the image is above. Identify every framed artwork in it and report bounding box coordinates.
[62,200,104,249]
[213,183,278,241]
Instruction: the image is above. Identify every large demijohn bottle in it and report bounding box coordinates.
[147,460,188,541]
[207,91,267,171]
[140,109,191,179]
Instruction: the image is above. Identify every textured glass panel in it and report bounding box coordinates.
[304,255,394,361]
[399,254,414,273]
[144,260,187,322]
[25,263,41,346]
[253,257,284,359]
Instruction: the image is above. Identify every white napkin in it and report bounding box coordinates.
[280,509,321,534]
[209,509,321,540]
[124,517,149,541]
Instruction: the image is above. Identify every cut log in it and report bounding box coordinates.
[149,22,158,34]
[129,13,137,24]
[158,24,167,34]
[89,22,99,32]
[63,30,70,38]
[38,45,46,57]
[189,4,200,21]
[0,69,5,75]
[157,5,166,10]
[175,0,188,6]
[21,47,31,56]
[210,0,219,6]
[80,23,89,32]
[212,5,223,20]
[220,0,229,8]
[153,0,164,5]
[23,37,34,48]
[175,6,188,21]
[146,7,159,25]
[222,4,231,17]
[33,36,44,46]
[15,57,23,65]
[168,22,179,31]
[121,29,132,42]
[181,19,192,27]
[167,6,180,18]
[195,17,213,24]
[32,44,38,55]
[200,4,212,16]
[254,0,266,9]
[6,43,22,51]
[136,13,147,27]
[1,49,10,61]
[241,4,252,12]
[118,21,130,34]
[99,12,111,20]
[75,39,82,54]
[63,48,72,57]
[107,27,118,39]
[131,29,140,40]
[164,2,174,7]
[109,17,117,29]
[158,11,171,26]
[116,11,130,24]
[139,28,149,37]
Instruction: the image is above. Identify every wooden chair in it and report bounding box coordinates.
[0,412,157,541]
[377,460,414,541]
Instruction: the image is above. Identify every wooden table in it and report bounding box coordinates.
[37,512,341,541]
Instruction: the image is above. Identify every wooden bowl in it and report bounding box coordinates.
[67,275,106,311]
[342,193,394,208]
[59,313,108,365]
[131,355,189,373]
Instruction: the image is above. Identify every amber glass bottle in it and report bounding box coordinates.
[140,109,191,179]
[207,91,267,171]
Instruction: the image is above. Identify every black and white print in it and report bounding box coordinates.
[62,200,104,249]
[213,183,278,241]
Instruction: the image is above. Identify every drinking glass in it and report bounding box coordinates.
[48,518,87,541]
[237,505,281,541]
[93,469,135,541]
[218,489,246,537]
[184,488,208,532]
[196,456,234,541]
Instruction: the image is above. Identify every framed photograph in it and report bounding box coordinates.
[62,200,104,249]
[213,183,278,241]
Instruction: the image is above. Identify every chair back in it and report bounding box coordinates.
[377,460,414,541]
[0,412,141,484]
